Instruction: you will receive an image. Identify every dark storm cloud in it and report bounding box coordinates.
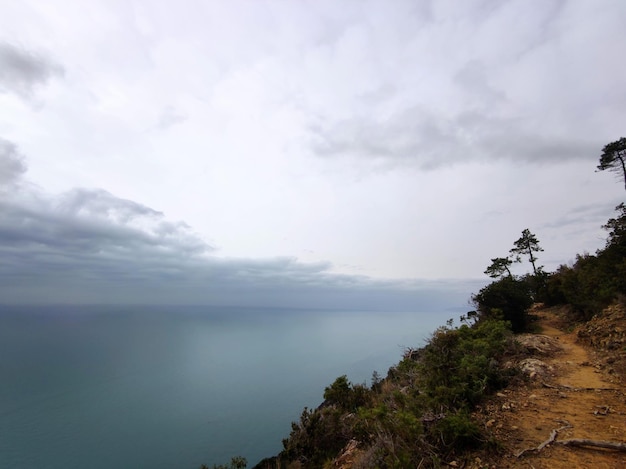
[0,42,64,97]
[0,138,27,186]
[0,191,473,308]
[0,189,211,259]
[0,151,473,310]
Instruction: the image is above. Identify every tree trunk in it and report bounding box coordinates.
[618,153,626,191]
[527,243,537,275]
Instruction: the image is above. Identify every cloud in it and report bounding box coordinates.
[453,60,505,107]
[308,107,598,170]
[155,105,188,130]
[1,188,211,258]
[0,138,27,187]
[542,202,618,229]
[0,147,473,310]
[1,1,617,307]
[301,1,624,171]
[0,42,64,97]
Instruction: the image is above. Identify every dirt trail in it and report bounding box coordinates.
[484,308,626,468]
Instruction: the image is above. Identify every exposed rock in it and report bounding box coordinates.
[518,358,553,379]
[576,303,626,383]
[577,303,626,349]
[332,439,360,469]
[516,334,562,355]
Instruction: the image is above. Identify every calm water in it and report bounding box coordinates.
[0,305,450,468]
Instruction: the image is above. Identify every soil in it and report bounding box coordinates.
[467,305,626,469]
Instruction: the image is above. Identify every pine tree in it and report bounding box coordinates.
[510,229,543,275]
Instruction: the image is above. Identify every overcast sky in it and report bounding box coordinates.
[1,0,625,309]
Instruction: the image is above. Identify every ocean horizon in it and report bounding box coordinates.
[0,304,455,468]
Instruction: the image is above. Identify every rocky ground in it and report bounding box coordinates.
[322,304,626,469]
[463,304,626,469]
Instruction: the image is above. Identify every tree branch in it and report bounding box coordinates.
[541,382,618,392]
[516,423,626,458]
[515,424,571,458]
[556,439,626,451]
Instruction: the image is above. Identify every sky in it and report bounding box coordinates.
[1,0,625,310]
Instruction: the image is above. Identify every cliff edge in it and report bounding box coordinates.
[457,304,626,469]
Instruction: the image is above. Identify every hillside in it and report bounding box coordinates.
[246,208,626,469]
[250,302,626,469]
[461,303,626,469]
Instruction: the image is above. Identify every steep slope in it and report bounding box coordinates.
[467,305,626,469]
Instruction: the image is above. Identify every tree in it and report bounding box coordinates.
[484,257,513,279]
[510,229,543,275]
[541,204,626,317]
[602,202,626,249]
[597,137,626,191]
[472,277,533,333]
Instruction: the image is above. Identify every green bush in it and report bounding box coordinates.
[323,375,371,412]
[542,204,626,320]
[201,456,247,469]
[278,318,515,468]
[472,277,533,332]
[419,320,512,409]
[429,410,481,450]
[281,405,351,467]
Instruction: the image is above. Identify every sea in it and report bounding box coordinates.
[0,305,452,469]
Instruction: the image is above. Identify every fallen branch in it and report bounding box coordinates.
[516,424,626,458]
[556,439,626,451]
[516,424,572,458]
[541,382,618,392]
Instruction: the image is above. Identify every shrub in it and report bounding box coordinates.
[279,319,515,468]
[323,375,372,412]
[419,320,512,409]
[472,277,533,332]
[281,406,351,467]
[201,456,247,469]
[429,410,481,450]
[542,204,626,320]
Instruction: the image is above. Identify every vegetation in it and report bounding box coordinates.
[484,257,513,279]
[247,138,626,468]
[258,317,516,468]
[472,276,533,333]
[597,137,626,190]
[475,202,626,325]
[474,228,543,333]
[510,229,544,275]
[543,203,626,319]
[257,200,626,467]
[201,456,247,469]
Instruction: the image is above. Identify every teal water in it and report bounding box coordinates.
[0,306,449,468]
